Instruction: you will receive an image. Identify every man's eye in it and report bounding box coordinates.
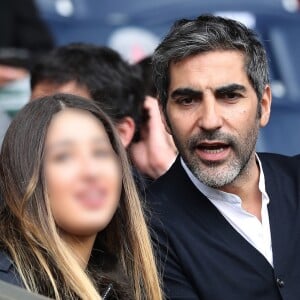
[222,92,241,100]
[176,97,195,105]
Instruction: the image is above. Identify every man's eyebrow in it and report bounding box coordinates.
[170,88,202,99]
[215,84,246,94]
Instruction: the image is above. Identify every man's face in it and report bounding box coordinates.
[164,50,271,189]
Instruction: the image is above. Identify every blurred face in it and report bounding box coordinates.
[44,108,122,237]
[31,80,91,100]
[164,50,271,189]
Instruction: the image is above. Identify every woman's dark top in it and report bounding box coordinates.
[0,249,132,299]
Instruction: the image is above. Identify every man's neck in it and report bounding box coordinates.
[220,154,262,221]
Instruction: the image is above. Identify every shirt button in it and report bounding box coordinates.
[276,277,285,288]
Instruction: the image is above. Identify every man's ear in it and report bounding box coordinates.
[259,85,272,128]
[115,117,135,148]
[158,101,172,135]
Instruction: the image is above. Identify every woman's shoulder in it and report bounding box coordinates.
[0,250,23,287]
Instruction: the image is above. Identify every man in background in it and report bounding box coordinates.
[31,43,176,183]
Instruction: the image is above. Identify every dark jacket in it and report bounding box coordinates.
[147,153,300,300]
[0,0,54,69]
[0,0,53,49]
[0,250,127,299]
[0,251,23,287]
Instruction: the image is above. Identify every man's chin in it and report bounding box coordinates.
[192,163,239,188]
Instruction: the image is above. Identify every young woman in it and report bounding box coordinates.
[0,93,162,300]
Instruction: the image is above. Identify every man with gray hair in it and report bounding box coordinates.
[147,15,300,299]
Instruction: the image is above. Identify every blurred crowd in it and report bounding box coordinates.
[0,0,176,180]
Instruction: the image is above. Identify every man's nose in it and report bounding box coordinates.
[197,97,223,131]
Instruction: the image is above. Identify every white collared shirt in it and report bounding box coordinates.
[181,155,273,266]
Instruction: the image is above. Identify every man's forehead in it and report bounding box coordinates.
[31,80,91,100]
[168,51,248,87]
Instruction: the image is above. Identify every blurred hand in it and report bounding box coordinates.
[130,96,177,179]
[0,65,28,87]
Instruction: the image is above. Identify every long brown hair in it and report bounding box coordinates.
[0,94,162,299]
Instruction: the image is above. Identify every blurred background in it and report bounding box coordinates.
[1,0,300,155]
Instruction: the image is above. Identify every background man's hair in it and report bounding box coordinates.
[31,43,145,141]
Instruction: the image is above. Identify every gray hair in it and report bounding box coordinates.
[152,14,269,112]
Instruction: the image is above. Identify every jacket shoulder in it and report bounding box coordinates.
[258,152,300,174]
[0,251,22,287]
